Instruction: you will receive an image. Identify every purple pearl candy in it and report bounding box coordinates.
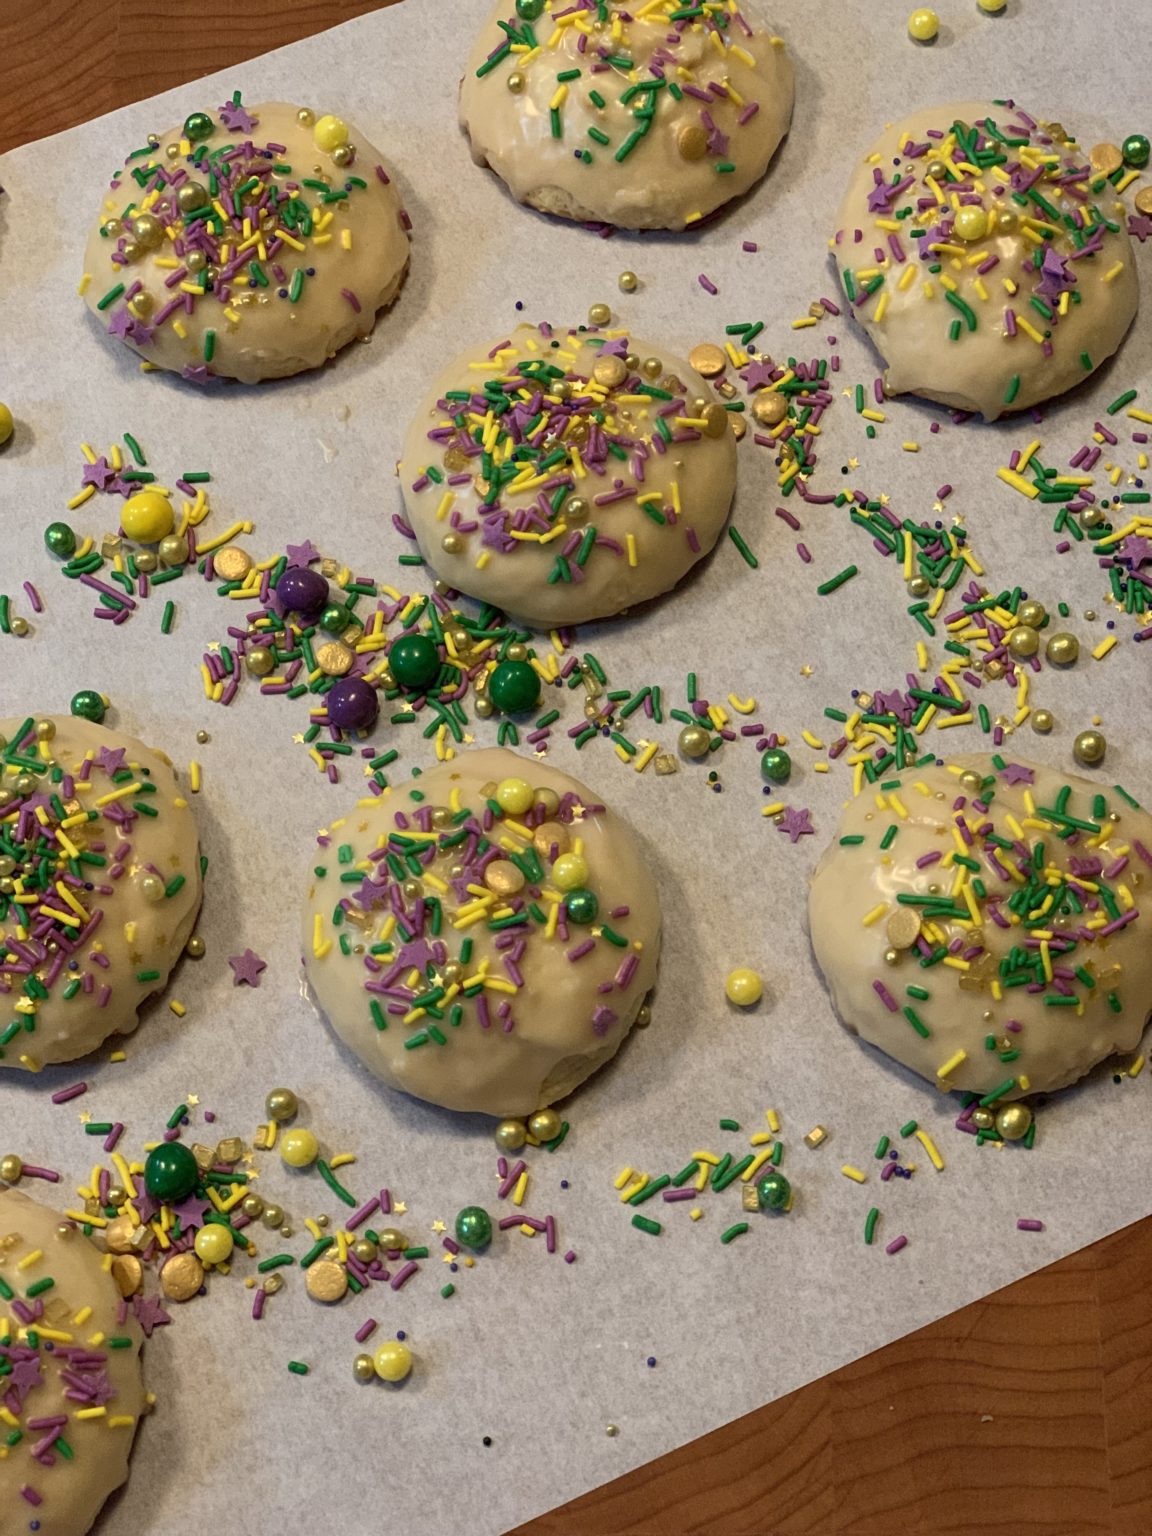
[277,564,329,619]
[327,676,378,731]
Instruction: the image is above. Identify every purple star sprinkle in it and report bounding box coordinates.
[777,806,815,844]
[285,539,321,567]
[1000,763,1035,786]
[81,457,117,491]
[218,101,258,133]
[228,948,267,987]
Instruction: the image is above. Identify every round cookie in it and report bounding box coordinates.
[0,1187,146,1533]
[303,747,661,1115]
[832,103,1139,419]
[82,98,410,383]
[809,756,1152,1100]
[459,0,794,231]
[398,323,737,626]
[0,715,202,1071]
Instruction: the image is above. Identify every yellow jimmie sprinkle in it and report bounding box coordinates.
[841,1165,867,1184]
[861,902,889,927]
[1093,635,1117,661]
[936,1048,967,1079]
[914,1128,945,1171]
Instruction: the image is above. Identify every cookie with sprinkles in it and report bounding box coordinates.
[809,757,1152,1100]
[0,1187,147,1534]
[459,0,794,230]
[302,747,660,1115]
[833,103,1139,419]
[398,322,737,625]
[81,98,410,384]
[0,716,202,1071]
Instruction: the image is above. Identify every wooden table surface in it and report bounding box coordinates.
[3,5,1151,1533]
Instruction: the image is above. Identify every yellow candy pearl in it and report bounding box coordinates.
[977,0,1006,11]
[194,1225,235,1265]
[953,205,989,242]
[0,403,13,446]
[907,7,939,40]
[121,490,175,543]
[374,1340,413,1382]
[495,776,534,815]
[314,114,350,153]
[280,1127,320,1168]
[725,968,763,1007]
[552,853,589,891]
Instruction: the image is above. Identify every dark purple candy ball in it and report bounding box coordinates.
[277,564,329,619]
[327,676,379,732]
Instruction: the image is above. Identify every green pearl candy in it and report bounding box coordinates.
[44,522,77,558]
[454,1205,492,1251]
[183,112,215,144]
[516,0,545,16]
[1122,133,1150,169]
[488,660,540,714]
[144,1142,199,1202]
[760,748,792,785]
[70,690,106,724]
[756,1172,791,1211]
[320,603,351,635]
[388,634,441,691]
[565,888,599,924]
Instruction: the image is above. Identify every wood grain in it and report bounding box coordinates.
[3,6,1151,1533]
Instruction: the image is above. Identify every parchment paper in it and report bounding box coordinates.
[1,2,1150,1531]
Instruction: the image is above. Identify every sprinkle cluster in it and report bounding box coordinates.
[312,772,645,1049]
[0,720,188,1071]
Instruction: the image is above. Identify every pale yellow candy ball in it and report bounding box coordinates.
[121,490,175,543]
[0,403,14,446]
[908,7,939,40]
[374,1340,413,1382]
[313,114,349,152]
[280,1127,320,1168]
[725,968,763,1007]
[953,205,989,242]
[552,853,589,891]
[194,1224,235,1265]
[495,776,534,815]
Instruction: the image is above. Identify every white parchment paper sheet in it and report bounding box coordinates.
[1,1,1151,1531]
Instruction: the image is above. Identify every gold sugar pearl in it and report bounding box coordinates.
[640,357,663,381]
[618,270,638,293]
[1090,142,1123,176]
[441,532,465,555]
[213,545,252,582]
[533,820,570,858]
[588,303,611,326]
[305,1259,348,1303]
[751,392,788,427]
[688,343,727,379]
[677,123,708,161]
[484,859,526,897]
[592,355,628,389]
[506,72,525,93]
[701,403,729,439]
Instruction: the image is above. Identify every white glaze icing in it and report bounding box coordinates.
[459,0,794,230]
[833,103,1139,420]
[0,1188,146,1535]
[398,323,737,626]
[82,102,409,383]
[809,756,1152,1098]
[0,716,202,1071]
[302,747,661,1116]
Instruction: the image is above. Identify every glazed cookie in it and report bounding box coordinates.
[459,0,794,230]
[833,103,1139,419]
[0,715,202,1071]
[303,747,660,1115]
[0,1187,147,1534]
[809,756,1152,1100]
[398,323,737,626]
[82,97,410,383]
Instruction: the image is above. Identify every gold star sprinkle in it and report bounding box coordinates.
[431,1220,446,1234]
[847,456,860,470]
[392,1201,407,1216]
[186,1094,200,1107]
[78,1111,92,1124]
